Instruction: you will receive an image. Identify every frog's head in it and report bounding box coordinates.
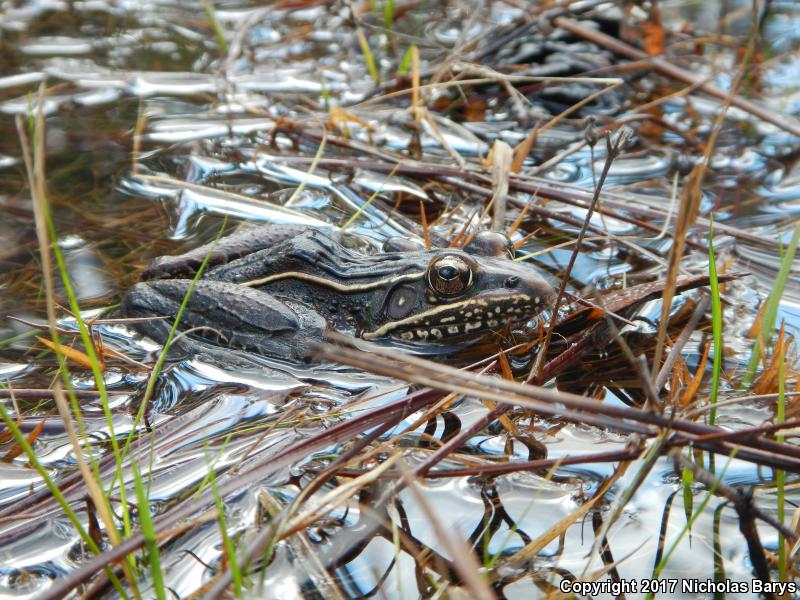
[365,247,555,343]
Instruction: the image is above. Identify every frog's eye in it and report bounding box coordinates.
[465,230,514,259]
[382,237,424,253]
[427,254,474,297]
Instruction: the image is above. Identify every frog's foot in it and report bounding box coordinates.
[121,279,326,360]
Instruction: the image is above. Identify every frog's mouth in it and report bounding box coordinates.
[362,291,552,342]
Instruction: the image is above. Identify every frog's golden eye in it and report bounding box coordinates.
[427,254,474,297]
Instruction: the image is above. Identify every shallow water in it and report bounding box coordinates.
[1,0,800,598]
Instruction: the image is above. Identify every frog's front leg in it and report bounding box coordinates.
[122,279,326,360]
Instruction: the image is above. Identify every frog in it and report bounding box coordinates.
[121,224,555,360]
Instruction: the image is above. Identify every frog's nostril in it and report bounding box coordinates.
[504,275,520,288]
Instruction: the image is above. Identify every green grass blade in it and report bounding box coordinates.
[42,207,134,538]
[742,225,800,386]
[286,136,326,206]
[383,0,395,30]
[132,461,166,600]
[681,463,693,534]
[321,80,330,112]
[23,98,138,585]
[398,44,414,76]
[340,162,400,230]
[0,404,130,598]
[203,1,228,53]
[119,218,228,472]
[647,456,734,596]
[31,126,131,538]
[0,328,39,349]
[357,28,380,83]
[192,433,233,498]
[210,468,243,597]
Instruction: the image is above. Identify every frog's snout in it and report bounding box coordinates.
[504,265,556,310]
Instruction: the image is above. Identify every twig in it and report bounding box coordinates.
[313,336,800,472]
[530,127,633,383]
[338,448,642,479]
[602,300,662,410]
[0,388,126,399]
[552,16,800,137]
[270,128,766,247]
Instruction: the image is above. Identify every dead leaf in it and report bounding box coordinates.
[642,6,665,56]
[512,128,538,173]
[2,419,45,462]
[328,106,372,135]
[0,418,23,445]
[679,342,711,406]
[37,336,102,371]
[464,98,486,122]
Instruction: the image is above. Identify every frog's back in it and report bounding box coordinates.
[142,224,340,280]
